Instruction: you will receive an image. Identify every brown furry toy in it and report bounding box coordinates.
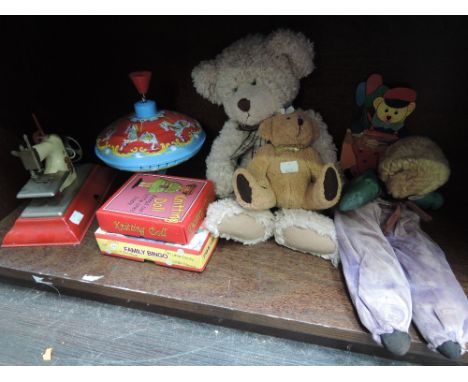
[378,136,450,199]
[233,110,342,210]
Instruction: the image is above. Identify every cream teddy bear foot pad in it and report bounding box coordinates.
[279,226,337,256]
[218,213,271,243]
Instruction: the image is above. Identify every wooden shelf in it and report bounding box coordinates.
[0,205,466,365]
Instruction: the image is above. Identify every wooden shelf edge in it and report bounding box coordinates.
[0,266,464,366]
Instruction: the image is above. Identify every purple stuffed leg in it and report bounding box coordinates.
[335,201,413,346]
[388,207,468,357]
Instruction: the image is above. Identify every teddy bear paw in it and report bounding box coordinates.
[236,172,253,204]
[324,165,340,201]
[233,169,276,210]
[304,164,342,210]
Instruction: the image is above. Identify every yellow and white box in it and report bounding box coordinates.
[94,224,218,272]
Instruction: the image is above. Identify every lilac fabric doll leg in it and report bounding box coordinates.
[335,201,413,346]
[388,208,468,356]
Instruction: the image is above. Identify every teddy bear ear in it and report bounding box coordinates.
[191,59,220,105]
[266,29,315,79]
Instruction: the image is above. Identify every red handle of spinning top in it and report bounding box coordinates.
[129,71,152,96]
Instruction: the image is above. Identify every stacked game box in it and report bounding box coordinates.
[94,173,217,272]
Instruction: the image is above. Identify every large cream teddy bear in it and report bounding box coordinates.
[192,29,340,264]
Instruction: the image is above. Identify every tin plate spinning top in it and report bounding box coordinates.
[95,71,206,172]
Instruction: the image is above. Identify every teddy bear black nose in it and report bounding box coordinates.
[237,98,251,112]
[298,117,304,126]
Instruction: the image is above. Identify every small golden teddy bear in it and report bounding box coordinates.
[233,110,342,211]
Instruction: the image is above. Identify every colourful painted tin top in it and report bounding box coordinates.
[95,110,206,172]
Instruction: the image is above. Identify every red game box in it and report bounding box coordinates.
[96,173,215,244]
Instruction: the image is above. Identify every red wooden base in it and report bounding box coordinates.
[2,165,115,247]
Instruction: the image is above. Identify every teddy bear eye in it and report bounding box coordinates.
[251,79,257,86]
[232,87,238,93]
[385,109,389,113]
[394,111,399,115]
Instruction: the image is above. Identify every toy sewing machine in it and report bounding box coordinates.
[2,121,115,247]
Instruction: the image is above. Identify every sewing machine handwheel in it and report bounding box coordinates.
[63,136,83,163]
